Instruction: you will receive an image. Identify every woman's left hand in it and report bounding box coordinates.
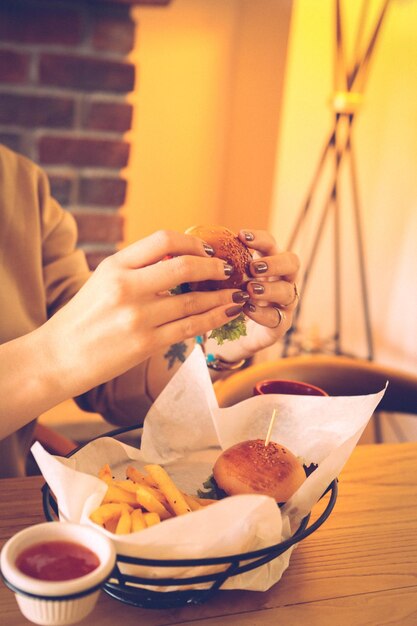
[210,228,300,361]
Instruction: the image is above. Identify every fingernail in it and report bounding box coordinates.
[245,303,256,313]
[253,261,268,274]
[225,305,243,318]
[243,231,254,242]
[203,243,215,256]
[224,262,234,276]
[251,282,265,295]
[232,291,250,303]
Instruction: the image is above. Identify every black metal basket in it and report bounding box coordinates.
[41,424,338,609]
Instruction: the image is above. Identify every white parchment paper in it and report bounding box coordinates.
[32,346,386,591]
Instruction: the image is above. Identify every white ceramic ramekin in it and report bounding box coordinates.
[0,521,116,625]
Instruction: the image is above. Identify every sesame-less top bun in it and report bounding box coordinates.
[213,439,306,503]
[186,225,252,291]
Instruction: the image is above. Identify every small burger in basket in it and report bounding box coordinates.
[199,439,306,505]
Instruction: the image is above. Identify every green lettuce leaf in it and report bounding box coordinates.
[209,312,247,345]
[197,475,227,500]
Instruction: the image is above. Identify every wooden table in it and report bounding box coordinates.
[1,442,417,626]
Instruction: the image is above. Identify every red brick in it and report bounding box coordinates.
[0,49,30,84]
[85,249,116,271]
[83,101,133,133]
[0,93,74,128]
[39,54,135,93]
[48,175,74,206]
[79,177,127,207]
[92,11,135,55]
[72,211,124,244]
[39,136,130,168]
[0,4,82,45]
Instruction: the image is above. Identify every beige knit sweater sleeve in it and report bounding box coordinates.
[0,145,152,431]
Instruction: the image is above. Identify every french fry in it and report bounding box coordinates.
[143,512,160,527]
[91,462,214,535]
[182,493,203,511]
[104,517,119,534]
[191,496,218,507]
[182,493,218,510]
[130,509,147,533]
[98,463,112,484]
[114,479,167,505]
[90,502,132,526]
[102,483,138,506]
[126,465,158,488]
[144,464,191,516]
[135,485,172,520]
[113,479,141,493]
[115,509,132,535]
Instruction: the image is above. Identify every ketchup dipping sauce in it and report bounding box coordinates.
[0,522,116,626]
[16,540,100,581]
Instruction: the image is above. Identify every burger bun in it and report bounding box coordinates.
[213,439,306,503]
[186,225,252,291]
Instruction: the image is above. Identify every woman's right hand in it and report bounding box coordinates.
[43,230,248,398]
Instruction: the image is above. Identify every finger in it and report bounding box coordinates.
[238,229,279,255]
[247,279,299,309]
[136,255,235,294]
[151,304,246,348]
[146,289,250,326]
[116,230,214,269]
[243,302,294,333]
[248,251,300,281]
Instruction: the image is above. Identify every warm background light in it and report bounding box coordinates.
[123,0,292,239]
[271,0,417,374]
[39,0,293,439]
[40,0,417,442]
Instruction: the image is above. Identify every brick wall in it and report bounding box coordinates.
[0,0,170,268]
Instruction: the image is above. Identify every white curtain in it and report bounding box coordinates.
[270,0,417,375]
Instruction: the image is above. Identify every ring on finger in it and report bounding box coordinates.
[271,305,286,328]
[283,282,299,307]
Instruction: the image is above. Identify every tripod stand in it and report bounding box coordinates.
[282,0,392,360]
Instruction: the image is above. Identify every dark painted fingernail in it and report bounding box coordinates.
[245,303,256,313]
[224,262,234,276]
[251,282,265,295]
[225,305,243,317]
[232,291,250,303]
[244,231,255,242]
[253,261,268,274]
[203,243,215,256]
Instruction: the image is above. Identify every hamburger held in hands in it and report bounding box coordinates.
[185,225,253,344]
[200,439,306,504]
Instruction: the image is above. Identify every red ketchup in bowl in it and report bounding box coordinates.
[16,541,100,581]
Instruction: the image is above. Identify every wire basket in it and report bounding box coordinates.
[41,424,338,609]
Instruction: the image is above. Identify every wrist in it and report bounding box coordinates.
[0,326,69,433]
[205,353,249,372]
[195,335,251,379]
[34,321,72,401]
[204,335,253,363]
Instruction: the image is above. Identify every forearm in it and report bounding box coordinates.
[0,326,73,438]
[146,339,246,402]
[76,338,237,428]
[146,339,195,401]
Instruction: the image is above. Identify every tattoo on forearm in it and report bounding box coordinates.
[164,342,187,369]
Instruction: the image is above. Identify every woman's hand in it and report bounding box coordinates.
[43,230,250,397]
[209,229,300,361]
[2,229,254,432]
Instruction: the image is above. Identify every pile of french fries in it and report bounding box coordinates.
[90,463,216,535]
